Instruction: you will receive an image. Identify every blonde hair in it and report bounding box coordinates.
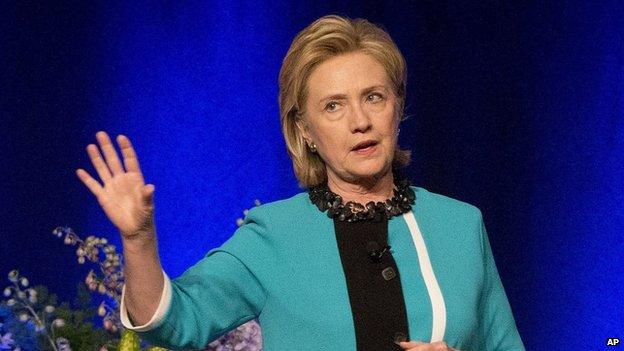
[278,14,411,188]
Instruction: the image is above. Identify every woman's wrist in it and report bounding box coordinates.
[121,228,158,254]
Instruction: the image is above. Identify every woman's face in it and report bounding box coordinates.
[297,51,399,185]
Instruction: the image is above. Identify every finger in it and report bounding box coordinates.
[435,341,450,349]
[398,341,425,349]
[403,346,452,351]
[117,134,145,184]
[430,341,450,350]
[86,143,112,182]
[76,168,103,197]
[399,340,455,350]
[96,131,125,176]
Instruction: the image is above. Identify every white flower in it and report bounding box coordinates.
[17,291,26,299]
[78,256,85,264]
[28,295,37,304]
[236,218,244,226]
[64,236,72,245]
[6,299,16,306]
[52,318,65,328]
[100,238,108,244]
[8,270,18,283]
[3,287,11,297]
[45,305,55,313]
[18,314,28,322]
[20,278,29,287]
[97,305,106,317]
[254,199,261,206]
[103,319,112,330]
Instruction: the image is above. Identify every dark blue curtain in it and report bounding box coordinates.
[2,2,622,349]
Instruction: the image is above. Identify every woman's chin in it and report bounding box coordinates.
[347,163,390,180]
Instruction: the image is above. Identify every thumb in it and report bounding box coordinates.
[143,184,155,203]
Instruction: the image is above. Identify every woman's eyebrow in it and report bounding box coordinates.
[361,85,388,95]
[318,85,388,104]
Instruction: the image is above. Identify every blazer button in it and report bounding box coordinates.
[382,267,396,281]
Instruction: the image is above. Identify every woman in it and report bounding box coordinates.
[76,15,525,351]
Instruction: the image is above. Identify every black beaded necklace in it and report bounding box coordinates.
[308,172,416,222]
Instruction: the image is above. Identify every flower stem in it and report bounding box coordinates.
[24,304,57,351]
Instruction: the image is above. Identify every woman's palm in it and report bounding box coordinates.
[97,171,152,235]
[76,131,155,238]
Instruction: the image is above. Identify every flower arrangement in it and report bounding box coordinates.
[51,226,124,336]
[1,201,264,351]
[2,270,66,350]
[1,270,120,351]
[0,302,38,350]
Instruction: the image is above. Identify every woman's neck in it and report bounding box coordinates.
[326,170,395,204]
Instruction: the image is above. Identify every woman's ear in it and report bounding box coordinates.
[295,119,311,142]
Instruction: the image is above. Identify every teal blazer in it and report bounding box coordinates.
[123,186,525,350]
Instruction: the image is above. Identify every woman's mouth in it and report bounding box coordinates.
[352,140,378,156]
[354,144,377,156]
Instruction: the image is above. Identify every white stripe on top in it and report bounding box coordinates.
[403,211,447,342]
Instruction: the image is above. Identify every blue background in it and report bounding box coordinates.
[1,1,622,349]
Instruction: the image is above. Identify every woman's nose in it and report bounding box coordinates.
[349,103,372,133]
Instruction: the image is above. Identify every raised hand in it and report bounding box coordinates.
[76,131,156,241]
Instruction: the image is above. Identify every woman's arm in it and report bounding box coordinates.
[120,231,166,328]
[119,208,269,350]
[76,131,267,349]
[75,131,166,330]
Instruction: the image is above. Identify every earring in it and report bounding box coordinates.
[309,142,318,153]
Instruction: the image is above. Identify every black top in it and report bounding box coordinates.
[332,217,410,350]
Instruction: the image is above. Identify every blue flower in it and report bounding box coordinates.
[0,305,39,351]
[0,332,14,349]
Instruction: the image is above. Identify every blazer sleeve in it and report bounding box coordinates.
[477,212,526,351]
[125,207,269,350]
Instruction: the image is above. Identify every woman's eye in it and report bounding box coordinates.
[325,101,339,112]
[368,93,383,102]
